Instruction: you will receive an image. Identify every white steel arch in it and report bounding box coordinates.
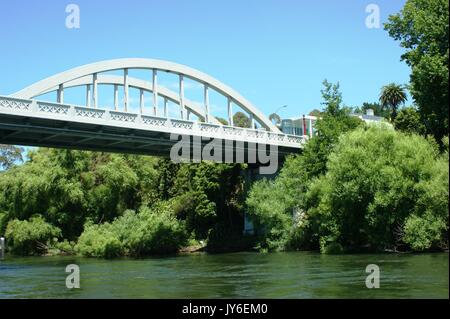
[39,75,222,125]
[11,58,281,132]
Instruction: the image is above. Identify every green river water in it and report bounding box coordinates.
[0,252,448,298]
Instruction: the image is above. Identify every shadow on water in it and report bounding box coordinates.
[0,252,448,298]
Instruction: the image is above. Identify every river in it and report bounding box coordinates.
[0,252,448,298]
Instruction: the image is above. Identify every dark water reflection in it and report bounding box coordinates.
[0,252,448,298]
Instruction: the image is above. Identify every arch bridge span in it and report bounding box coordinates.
[0,58,305,160]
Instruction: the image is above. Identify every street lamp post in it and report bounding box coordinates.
[269,105,287,126]
[274,104,287,115]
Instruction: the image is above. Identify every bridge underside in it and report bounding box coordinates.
[0,113,300,162]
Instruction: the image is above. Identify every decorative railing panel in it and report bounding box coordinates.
[171,119,194,130]
[37,102,70,115]
[142,115,168,127]
[75,106,105,119]
[0,96,31,111]
[110,111,137,123]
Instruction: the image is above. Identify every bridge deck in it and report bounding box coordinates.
[0,95,303,161]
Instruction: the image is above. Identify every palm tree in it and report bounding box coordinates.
[379,83,408,120]
[269,113,281,125]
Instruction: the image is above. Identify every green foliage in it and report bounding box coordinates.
[170,162,245,240]
[246,179,292,251]
[216,117,229,125]
[51,240,77,255]
[269,113,281,125]
[5,215,61,255]
[305,126,448,252]
[248,122,448,253]
[302,80,363,178]
[246,80,363,251]
[320,80,343,116]
[394,106,426,135]
[379,83,408,120]
[0,149,160,239]
[76,207,187,258]
[385,0,449,142]
[302,113,362,178]
[0,148,246,257]
[75,222,123,258]
[0,211,8,235]
[0,144,23,170]
[233,112,251,128]
[309,109,322,117]
[403,213,447,251]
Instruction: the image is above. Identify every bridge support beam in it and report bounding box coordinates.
[250,113,255,129]
[124,68,129,112]
[179,74,185,119]
[114,84,118,111]
[139,89,144,114]
[309,118,313,137]
[152,69,158,116]
[227,97,233,126]
[86,84,91,107]
[57,84,64,104]
[204,85,210,123]
[164,97,168,117]
[92,73,98,108]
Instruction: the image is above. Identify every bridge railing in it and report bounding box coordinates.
[0,95,306,148]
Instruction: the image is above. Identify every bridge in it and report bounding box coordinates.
[0,58,305,162]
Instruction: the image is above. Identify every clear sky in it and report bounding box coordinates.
[0,0,410,119]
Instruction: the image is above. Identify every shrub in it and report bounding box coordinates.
[246,179,292,251]
[0,211,8,235]
[75,222,123,258]
[76,206,187,258]
[306,126,448,251]
[5,215,62,255]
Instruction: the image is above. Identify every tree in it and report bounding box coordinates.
[269,113,281,125]
[5,215,62,255]
[233,112,251,128]
[393,107,426,135]
[379,83,408,120]
[385,0,449,142]
[303,80,362,178]
[0,148,247,256]
[246,80,362,251]
[305,126,448,252]
[320,80,343,116]
[309,109,322,117]
[0,144,24,170]
[0,149,160,239]
[216,117,229,125]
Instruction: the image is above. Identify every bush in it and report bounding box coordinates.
[51,239,77,255]
[403,213,447,251]
[76,206,187,258]
[246,179,292,251]
[5,215,62,255]
[75,222,123,258]
[0,211,8,235]
[306,126,448,251]
[393,107,426,135]
[114,206,187,256]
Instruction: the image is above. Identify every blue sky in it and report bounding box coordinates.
[0,0,410,120]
